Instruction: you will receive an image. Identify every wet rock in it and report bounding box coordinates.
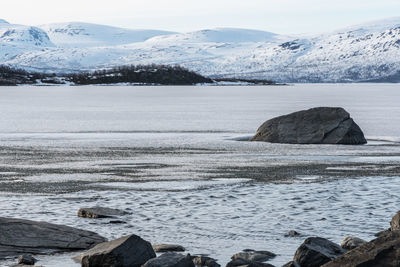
[390,210,400,230]
[0,217,106,259]
[153,244,186,252]
[340,236,366,250]
[18,255,37,265]
[78,207,127,218]
[142,252,194,267]
[322,230,400,267]
[77,234,156,267]
[281,261,299,267]
[285,230,301,237]
[231,250,276,262]
[250,107,367,145]
[227,258,275,267]
[374,228,390,237]
[227,250,276,266]
[191,255,220,267]
[293,237,345,267]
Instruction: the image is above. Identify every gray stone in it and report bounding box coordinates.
[76,234,155,267]
[293,237,345,267]
[390,210,400,231]
[285,230,301,237]
[231,250,276,262]
[340,236,367,250]
[153,244,186,252]
[281,261,299,267]
[142,252,195,267]
[250,107,367,145]
[322,230,400,267]
[18,255,37,265]
[78,207,127,218]
[0,217,106,259]
[226,258,275,266]
[227,250,276,267]
[191,255,220,267]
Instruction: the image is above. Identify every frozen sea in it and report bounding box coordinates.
[0,84,400,267]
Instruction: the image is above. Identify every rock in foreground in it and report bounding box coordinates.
[77,234,156,267]
[0,217,106,259]
[250,107,367,145]
[322,230,400,267]
[142,252,194,267]
[293,237,345,267]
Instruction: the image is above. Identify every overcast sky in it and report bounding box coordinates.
[1,0,400,34]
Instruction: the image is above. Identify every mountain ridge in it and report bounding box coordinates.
[1,18,399,82]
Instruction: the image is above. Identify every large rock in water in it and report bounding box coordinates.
[0,217,106,259]
[293,237,345,267]
[250,107,367,144]
[77,234,156,267]
[142,252,194,267]
[322,230,400,267]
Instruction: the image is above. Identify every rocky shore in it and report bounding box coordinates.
[3,209,400,266]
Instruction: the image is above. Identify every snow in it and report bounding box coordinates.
[39,22,176,48]
[145,28,282,44]
[1,17,400,82]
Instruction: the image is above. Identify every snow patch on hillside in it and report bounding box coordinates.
[146,28,282,44]
[40,22,176,48]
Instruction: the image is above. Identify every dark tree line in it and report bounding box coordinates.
[67,64,213,85]
[0,64,213,86]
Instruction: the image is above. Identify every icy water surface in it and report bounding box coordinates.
[0,84,400,266]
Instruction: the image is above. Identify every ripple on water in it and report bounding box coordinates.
[0,176,399,266]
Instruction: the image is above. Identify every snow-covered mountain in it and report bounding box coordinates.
[40,22,176,47]
[146,28,281,44]
[0,21,53,47]
[1,18,400,82]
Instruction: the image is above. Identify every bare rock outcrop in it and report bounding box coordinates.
[250,107,367,145]
[0,217,105,259]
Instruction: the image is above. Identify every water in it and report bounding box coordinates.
[0,84,400,267]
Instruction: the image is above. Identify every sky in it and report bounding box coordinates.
[1,0,400,34]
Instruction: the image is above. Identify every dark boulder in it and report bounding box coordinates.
[227,250,276,266]
[250,107,367,145]
[77,234,156,267]
[78,207,127,218]
[340,236,367,250]
[142,252,194,267]
[18,254,37,265]
[153,244,186,252]
[281,261,299,267]
[191,255,220,267]
[231,250,276,262]
[322,230,400,267]
[293,237,345,267]
[0,217,105,259]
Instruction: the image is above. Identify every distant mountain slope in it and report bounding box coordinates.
[1,17,400,82]
[146,28,281,43]
[39,22,176,47]
[0,22,53,47]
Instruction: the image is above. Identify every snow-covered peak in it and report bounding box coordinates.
[0,19,9,24]
[146,28,281,44]
[0,23,53,47]
[39,22,176,48]
[332,17,400,36]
